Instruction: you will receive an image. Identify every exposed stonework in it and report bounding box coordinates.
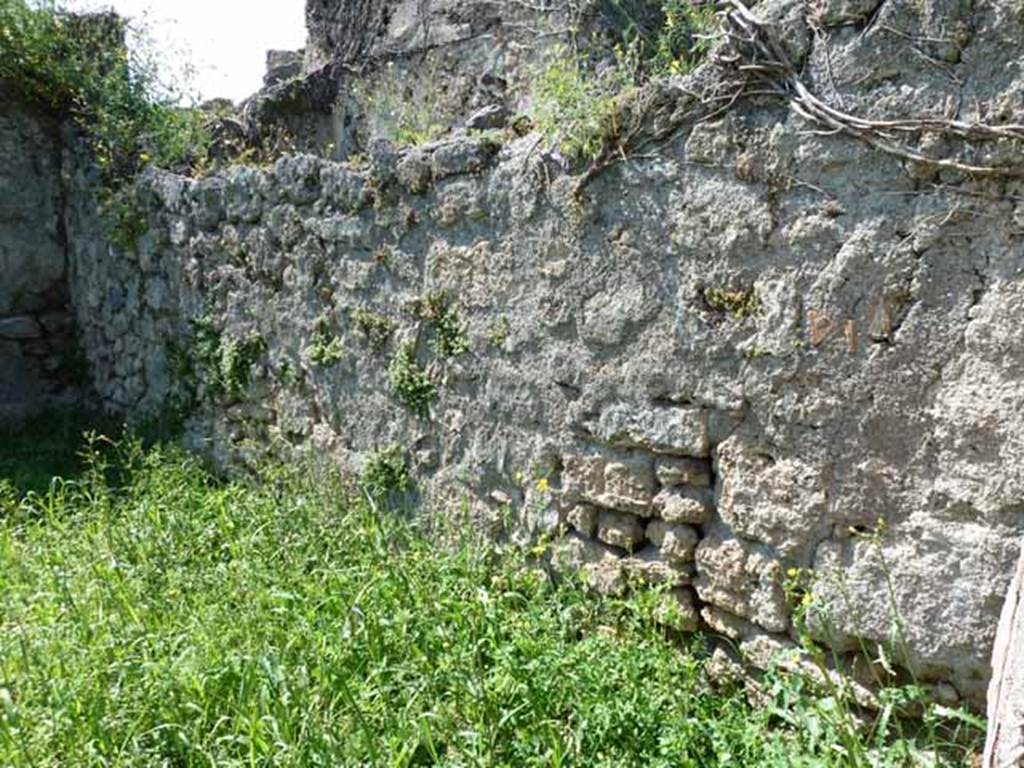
[7,0,1024,716]
[0,94,84,418]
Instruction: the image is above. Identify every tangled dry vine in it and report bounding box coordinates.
[575,0,1024,194]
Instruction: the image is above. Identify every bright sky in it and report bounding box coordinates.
[62,0,307,103]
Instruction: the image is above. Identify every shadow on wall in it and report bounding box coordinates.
[0,95,86,421]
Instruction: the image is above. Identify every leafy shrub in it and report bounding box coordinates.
[307,317,345,367]
[0,0,209,242]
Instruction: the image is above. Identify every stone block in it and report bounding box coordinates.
[596,509,645,551]
[562,450,655,515]
[549,531,620,574]
[655,456,712,487]
[622,545,692,587]
[646,520,699,563]
[653,487,712,525]
[701,605,761,641]
[716,436,828,557]
[694,529,789,634]
[0,315,42,339]
[566,503,598,537]
[593,402,709,456]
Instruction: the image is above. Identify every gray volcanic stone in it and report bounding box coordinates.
[49,0,1024,713]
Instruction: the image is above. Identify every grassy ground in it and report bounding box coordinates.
[0,418,984,766]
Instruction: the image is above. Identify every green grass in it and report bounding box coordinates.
[0,427,984,766]
[0,410,115,496]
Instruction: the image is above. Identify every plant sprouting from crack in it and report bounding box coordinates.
[353,309,396,353]
[417,290,469,358]
[703,286,760,319]
[307,317,344,367]
[192,319,266,402]
[388,342,433,418]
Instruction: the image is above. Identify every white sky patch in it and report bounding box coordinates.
[62,0,307,104]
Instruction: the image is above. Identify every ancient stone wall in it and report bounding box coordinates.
[0,93,83,419]
[13,0,1024,715]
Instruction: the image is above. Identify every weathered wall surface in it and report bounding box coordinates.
[0,93,82,419]
[54,0,1024,712]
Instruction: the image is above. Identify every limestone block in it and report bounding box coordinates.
[595,509,645,551]
[549,532,620,574]
[653,487,712,525]
[593,402,709,456]
[694,530,789,633]
[655,456,712,488]
[716,436,828,557]
[647,520,699,563]
[562,450,655,515]
[701,605,762,641]
[622,545,692,587]
[566,503,598,537]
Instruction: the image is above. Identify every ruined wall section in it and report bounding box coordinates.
[0,94,85,419]
[68,0,1024,711]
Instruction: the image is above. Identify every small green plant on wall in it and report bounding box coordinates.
[487,316,510,350]
[417,290,469,358]
[360,444,411,507]
[353,309,396,353]
[388,343,433,418]
[703,285,760,319]
[192,318,266,403]
[307,316,344,367]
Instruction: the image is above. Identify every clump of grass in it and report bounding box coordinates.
[388,342,434,417]
[0,430,985,765]
[360,444,410,507]
[531,45,634,165]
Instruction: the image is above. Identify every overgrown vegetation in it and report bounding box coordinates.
[0,426,985,766]
[388,342,434,417]
[531,45,634,164]
[360,443,411,506]
[0,0,209,229]
[531,0,716,164]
